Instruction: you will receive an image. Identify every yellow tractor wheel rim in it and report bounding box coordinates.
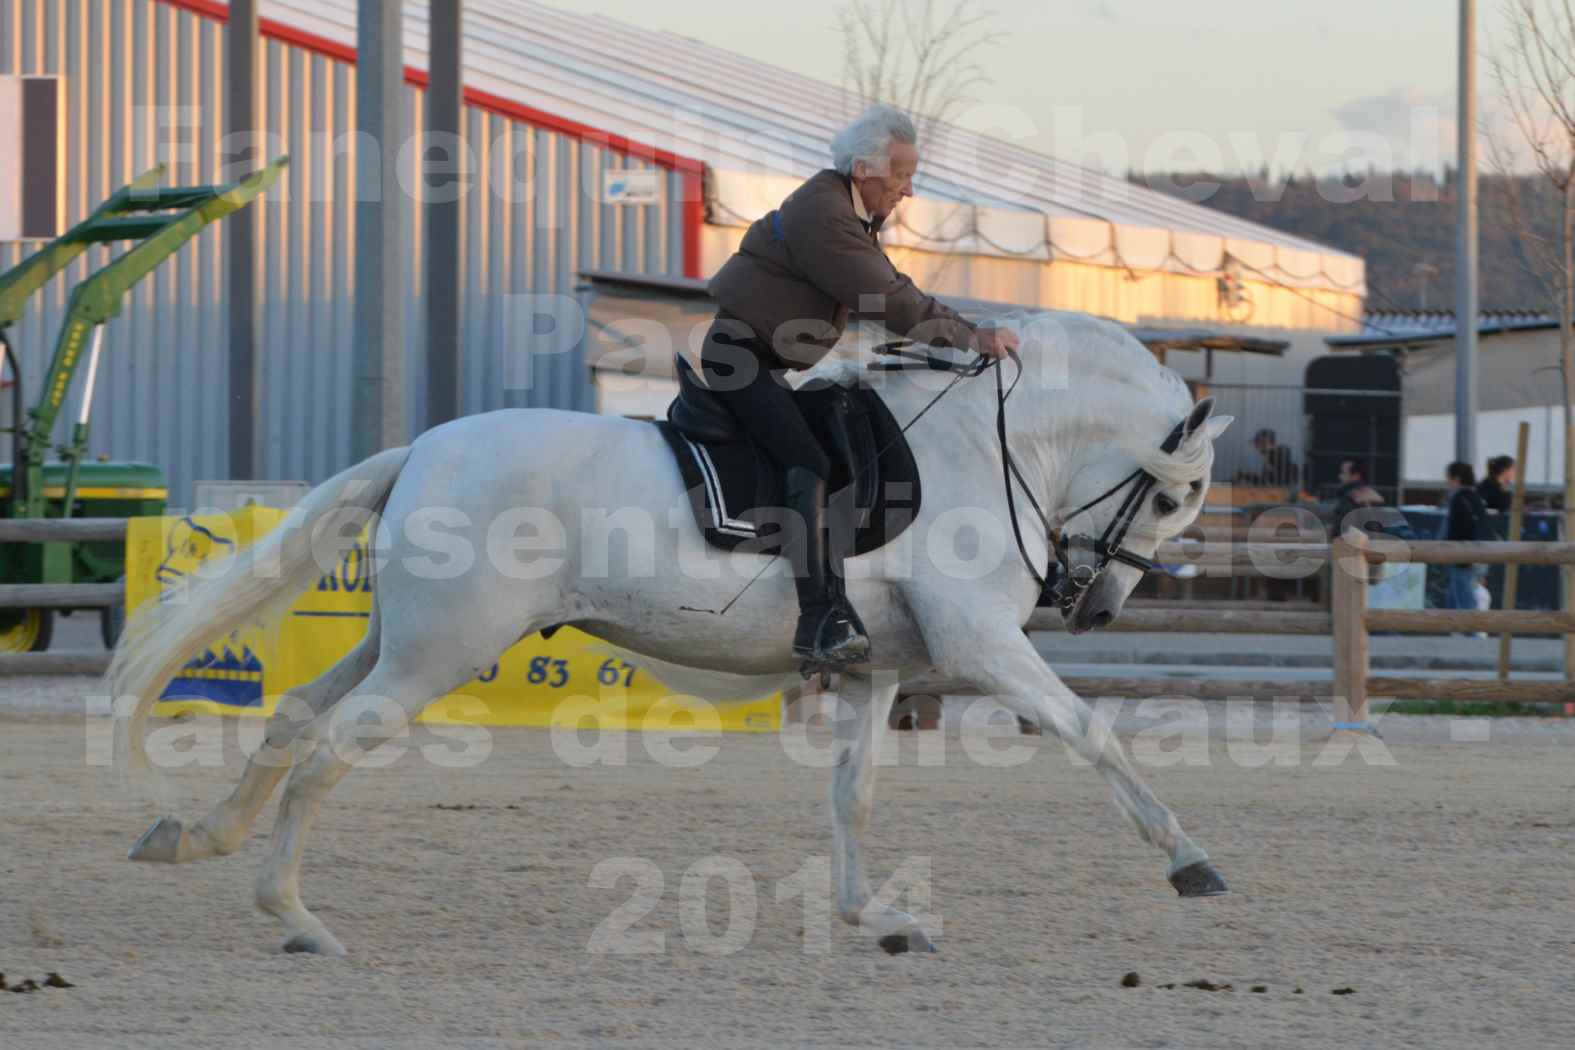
[0,609,44,652]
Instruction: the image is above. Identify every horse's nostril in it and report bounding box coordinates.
[1091,610,1113,629]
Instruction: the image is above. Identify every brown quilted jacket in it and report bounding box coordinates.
[707,169,976,369]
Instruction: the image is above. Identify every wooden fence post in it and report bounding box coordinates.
[1330,529,1371,729]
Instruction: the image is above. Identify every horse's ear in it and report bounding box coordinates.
[1165,397,1229,455]
[1183,396,1216,439]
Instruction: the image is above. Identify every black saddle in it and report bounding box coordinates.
[658,355,921,556]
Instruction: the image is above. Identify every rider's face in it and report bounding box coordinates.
[854,140,918,220]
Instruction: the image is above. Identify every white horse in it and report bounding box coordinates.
[111,310,1233,956]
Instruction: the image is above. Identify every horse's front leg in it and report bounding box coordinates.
[919,601,1226,897]
[830,671,935,953]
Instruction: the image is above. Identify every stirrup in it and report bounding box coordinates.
[798,664,835,687]
[793,602,871,675]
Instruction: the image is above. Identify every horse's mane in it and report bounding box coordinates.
[807,310,1213,484]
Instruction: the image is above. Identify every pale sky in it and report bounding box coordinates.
[545,0,1520,175]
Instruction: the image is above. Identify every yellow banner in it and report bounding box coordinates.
[126,508,291,716]
[128,509,779,733]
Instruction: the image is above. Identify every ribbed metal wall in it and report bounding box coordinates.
[0,0,686,503]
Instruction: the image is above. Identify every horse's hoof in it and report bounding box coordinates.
[1169,860,1229,898]
[128,817,184,863]
[282,933,346,957]
[878,930,937,955]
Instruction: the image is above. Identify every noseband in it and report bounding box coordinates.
[1044,462,1168,617]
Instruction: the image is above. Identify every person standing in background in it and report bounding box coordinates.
[1478,455,1515,514]
[1442,461,1489,611]
[1245,428,1299,487]
[1330,459,1384,535]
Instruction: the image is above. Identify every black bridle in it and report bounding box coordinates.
[873,341,1184,617]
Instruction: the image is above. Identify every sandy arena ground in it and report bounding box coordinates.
[2,696,1574,1049]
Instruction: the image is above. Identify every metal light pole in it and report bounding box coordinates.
[354,0,407,458]
[226,0,260,480]
[425,0,464,429]
[1455,0,1479,466]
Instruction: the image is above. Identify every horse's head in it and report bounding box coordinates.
[1054,395,1232,633]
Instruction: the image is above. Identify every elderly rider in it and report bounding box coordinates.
[700,104,1020,673]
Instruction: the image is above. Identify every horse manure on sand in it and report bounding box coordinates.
[1147,978,1235,992]
[1182,979,1233,992]
[2,971,76,993]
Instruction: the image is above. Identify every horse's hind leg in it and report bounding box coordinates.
[129,612,382,864]
[253,605,540,956]
[254,733,361,956]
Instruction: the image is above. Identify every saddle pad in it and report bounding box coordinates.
[656,384,921,557]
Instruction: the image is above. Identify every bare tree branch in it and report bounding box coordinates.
[840,0,1003,134]
[1490,0,1575,559]
[837,0,1006,285]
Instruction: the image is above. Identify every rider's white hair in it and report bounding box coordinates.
[831,104,918,176]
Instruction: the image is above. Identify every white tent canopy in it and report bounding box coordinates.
[259,0,1364,294]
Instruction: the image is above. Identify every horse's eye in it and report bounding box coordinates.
[1154,493,1179,516]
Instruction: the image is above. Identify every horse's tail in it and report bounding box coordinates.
[110,446,412,797]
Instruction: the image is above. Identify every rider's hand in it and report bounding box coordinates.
[972,325,1020,361]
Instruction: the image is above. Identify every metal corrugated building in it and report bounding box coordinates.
[0,0,696,503]
[2,0,1365,504]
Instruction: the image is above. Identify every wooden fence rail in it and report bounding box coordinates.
[3,524,1573,714]
[0,517,128,614]
[901,673,1336,702]
[1143,534,1575,714]
[1364,609,1575,634]
[922,535,1575,717]
[1364,677,1575,702]
[0,518,129,543]
[1362,540,1575,566]
[1331,531,1575,723]
[1025,607,1333,634]
[0,583,123,609]
[0,518,130,675]
[0,652,111,675]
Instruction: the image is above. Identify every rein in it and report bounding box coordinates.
[871,341,1174,616]
[706,338,1180,620]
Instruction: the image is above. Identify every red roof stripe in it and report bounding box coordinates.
[156,0,703,275]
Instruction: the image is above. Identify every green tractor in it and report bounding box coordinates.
[0,158,287,651]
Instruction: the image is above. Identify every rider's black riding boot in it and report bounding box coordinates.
[784,466,872,671]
